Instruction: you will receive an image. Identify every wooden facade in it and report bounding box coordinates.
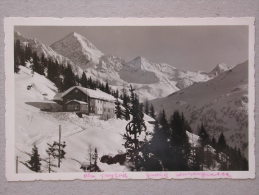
[62,88,91,113]
[53,86,115,119]
[65,100,88,114]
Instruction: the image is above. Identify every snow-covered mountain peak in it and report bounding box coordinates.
[66,32,100,51]
[50,32,103,68]
[70,31,81,37]
[209,63,233,77]
[126,56,157,72]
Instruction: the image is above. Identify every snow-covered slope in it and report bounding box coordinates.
[14,31,83,75]
[50,32,103,69]
[15,66,154,173]
[151,61,249,157]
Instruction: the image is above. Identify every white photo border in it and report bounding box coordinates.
[4,17,255,181]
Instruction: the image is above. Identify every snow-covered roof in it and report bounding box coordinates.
[66,99,88,105]
[54,86,115,102]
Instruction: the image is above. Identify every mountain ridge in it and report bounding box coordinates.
[151,61,248,157]
[15,31,233,101]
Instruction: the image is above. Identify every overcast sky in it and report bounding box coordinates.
[15,25,248,72]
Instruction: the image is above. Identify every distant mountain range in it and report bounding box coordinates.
[15,31,233,101]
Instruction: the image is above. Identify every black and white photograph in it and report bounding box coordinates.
[5,18,255,180]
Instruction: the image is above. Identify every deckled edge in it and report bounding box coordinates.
[4,17,256,181]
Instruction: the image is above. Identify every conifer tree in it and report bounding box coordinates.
[40,54,48,75]
[114,89,119,98]
[211,136,217,148]
[47,59,53,80]
[14,39,24,72]
[24,43,32,61]
[99,82,105,91]
[149,119,170,171]
[45,144,58,173]
[122,89,130,121]
[92,148,101,172]
[47,59,58,81]
[153,110,173,170]
[217,133,227,152]
[189,146,202,171]
[32,51,44,75]
[140,126,163,171]
[25,145,41,172]
[216,133,230,170]
[197,124,211,170]
[87,146,101,172]
[63,65,76,90]
[105,82,110,94]
[158,110,170,136]
[40,54,46,66]
[89,77,94,89]
[170,111,190,171]
[144,100,149,115]
[47,141,66,167]
[80,72,88,88]
[149,104,155,119]
[181,112,192,132]
[198,123,209,146]
[20,52,26,68]
[123,85,147,171]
